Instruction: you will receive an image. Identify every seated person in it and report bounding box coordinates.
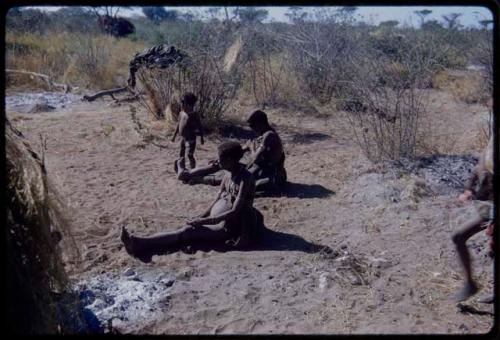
[175,110,287,192]
[122,141,263,263]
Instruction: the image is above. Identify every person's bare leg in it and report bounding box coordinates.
[177,161,221,182]
[179,140,186,169]
[188,140,196,169]
[121,226,155,263]
[451,216,488,301]
[255,178,270,190]
[477,294,494,304]
[121,224,228,262]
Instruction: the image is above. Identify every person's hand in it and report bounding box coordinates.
[244,140,253,150]
[458,190,473,203]
[186,217,204,226]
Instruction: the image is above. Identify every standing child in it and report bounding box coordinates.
[171,92,204,169]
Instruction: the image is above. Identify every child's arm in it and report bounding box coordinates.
[190,177,226,220]
[201,178,224,218]
[171,122,179,142]
[202,174,251,225]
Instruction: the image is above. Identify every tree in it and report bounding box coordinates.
[205,7,221,21]
[479,19,493,29]
[88,6,135,37]
[442,13,462,29]
[414,9,432,27]
[379,20,399,29]
[52,7,96,33]
[142,7,178,23]
[6,8,52,33]
[421,19,443,31]
[285,7,308,23]
[234,7,268,23]
[336,6,358,23]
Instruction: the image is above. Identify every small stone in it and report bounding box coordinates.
[319,272,329,290]
[350,276,362,286]
[123,267,135,276]
[369,257,392,269]
[161,279,175,287]
[268,275,274,280]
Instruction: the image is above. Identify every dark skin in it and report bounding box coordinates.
[174,118,285,190]
[121,151,254,261]
[452,147,493,302]
[244,120,282,171]
[186,155,252,229]
[171,102,204,144]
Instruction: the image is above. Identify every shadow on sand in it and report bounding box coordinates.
[286,131,332,145]
[178,225,336,255]
[257,181,335,199]
[218,124,256,140]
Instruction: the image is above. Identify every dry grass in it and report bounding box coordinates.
[6,32,146,90]
[6,119,85,333]
[432,70,489,105]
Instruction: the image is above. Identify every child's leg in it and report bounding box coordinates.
[451,215,488,301]
[187,140,197,169]
[179,139,186,168]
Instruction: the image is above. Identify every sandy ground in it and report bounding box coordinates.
[7,88,495,334]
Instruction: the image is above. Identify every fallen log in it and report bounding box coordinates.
[82,86,132,102]
[6,69,76,93]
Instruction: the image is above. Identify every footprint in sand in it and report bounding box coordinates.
[242,286,261,304]
[213,318,263,334]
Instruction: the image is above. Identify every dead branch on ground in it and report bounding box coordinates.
[82,86,135,102]
[6,69,77,93]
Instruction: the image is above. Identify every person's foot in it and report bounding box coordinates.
[120,226,152,264]
[477,294,495,304]
[452,282,479,302]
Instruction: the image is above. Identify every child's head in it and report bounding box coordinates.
[218,140,244,170]
[181,92,198,111]
[247,110,269,134]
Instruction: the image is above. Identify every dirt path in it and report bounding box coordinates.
[7,91,494,334]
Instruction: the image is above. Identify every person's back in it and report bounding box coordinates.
[178,110,201,142]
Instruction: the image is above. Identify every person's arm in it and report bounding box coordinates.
[460,152,486,201]
[247,132,276,167]
[242,140,253,153]
[188,176,226,222]
[171,122,179,142]
[191,173,251,225]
